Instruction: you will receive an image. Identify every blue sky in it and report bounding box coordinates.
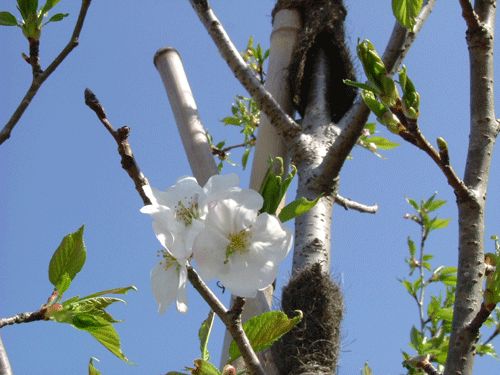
[1,1,499,374]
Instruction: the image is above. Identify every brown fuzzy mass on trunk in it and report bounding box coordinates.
[273,0,358,123]
[273,263,344,375]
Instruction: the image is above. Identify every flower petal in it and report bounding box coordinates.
[175,264,189,313]
[150,262,178,315]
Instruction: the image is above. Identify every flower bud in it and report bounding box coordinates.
[357,40,400,105]
[398,66,420,118]
[380,111,404,134]
[361,91,387,118]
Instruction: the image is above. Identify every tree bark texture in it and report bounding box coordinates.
[445,1,498,374]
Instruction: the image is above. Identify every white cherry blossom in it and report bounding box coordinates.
[192,193,293,298]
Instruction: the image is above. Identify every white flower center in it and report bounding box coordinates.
[175,196,199,226]
[158,249,178,271]
[225,228,252,263]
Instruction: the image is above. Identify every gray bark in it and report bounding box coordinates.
[444,1,498,374]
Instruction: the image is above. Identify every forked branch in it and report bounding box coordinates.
[0,0,92,146]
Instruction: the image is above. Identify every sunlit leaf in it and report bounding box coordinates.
[228,311,302,363]
[88,357,101,375]
[367,136,400,150]
[48,225,86,287]
[392,0,423,29]
[199,310,215,361]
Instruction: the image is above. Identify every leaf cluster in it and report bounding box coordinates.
[0,0,69,40]
[399,195,499,374]
[209,37,269,171]
[43,225,136,367]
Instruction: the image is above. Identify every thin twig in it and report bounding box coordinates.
[188,0,301,143]
[0,0,92,146]
[334,194,378,213]
[84,88,152,206]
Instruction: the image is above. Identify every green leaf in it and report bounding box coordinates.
[17,0,38,21]
[190,359,221,375]
[79,286,137,300]
[435,307,454,322]
[439,275,457,286]
[89,357,101,375]
[86,322,135,365]
[440,266,457,275]
[430,218,451,230]
[400,279,415,297]
[221,116,241,126]
[366,136,400,150]
[73,313,109,330]
[241,148,251,170]
[405,196,419,211]
[56,272,72,294]
[361,361,373,375]
[0,12,19,26]
[279,195,321,223]
[344,79,379,94]
[40,0,62,14]
[43,12,68,25]
[199,310,215,361]
[423,254,434,261]
[407,237,416,256]
[228,310,302,363]
[425,199,447,212]
[410,326,423,353]
[477,343,499,360]
[68,297,126,314]
[392,0,423,29]
[48,225,87,288]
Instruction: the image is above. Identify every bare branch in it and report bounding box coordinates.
[334,194,378,213]
[84,89,152,206]
[188,0,301,143]
[0,0,92,146]
[0,310,47,329]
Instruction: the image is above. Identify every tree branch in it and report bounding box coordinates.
[186,265,266,375]
[334,194,378,213]
[445,1,498,373]
[318,0,437,185]
[458,0,481,30]
[0,0,92,146]
[187,0,301,143]
[0,331,13,375]
[0,309,47,329]
[84,89,152,206]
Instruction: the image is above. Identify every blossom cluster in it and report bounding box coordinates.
[141,174,293,314]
